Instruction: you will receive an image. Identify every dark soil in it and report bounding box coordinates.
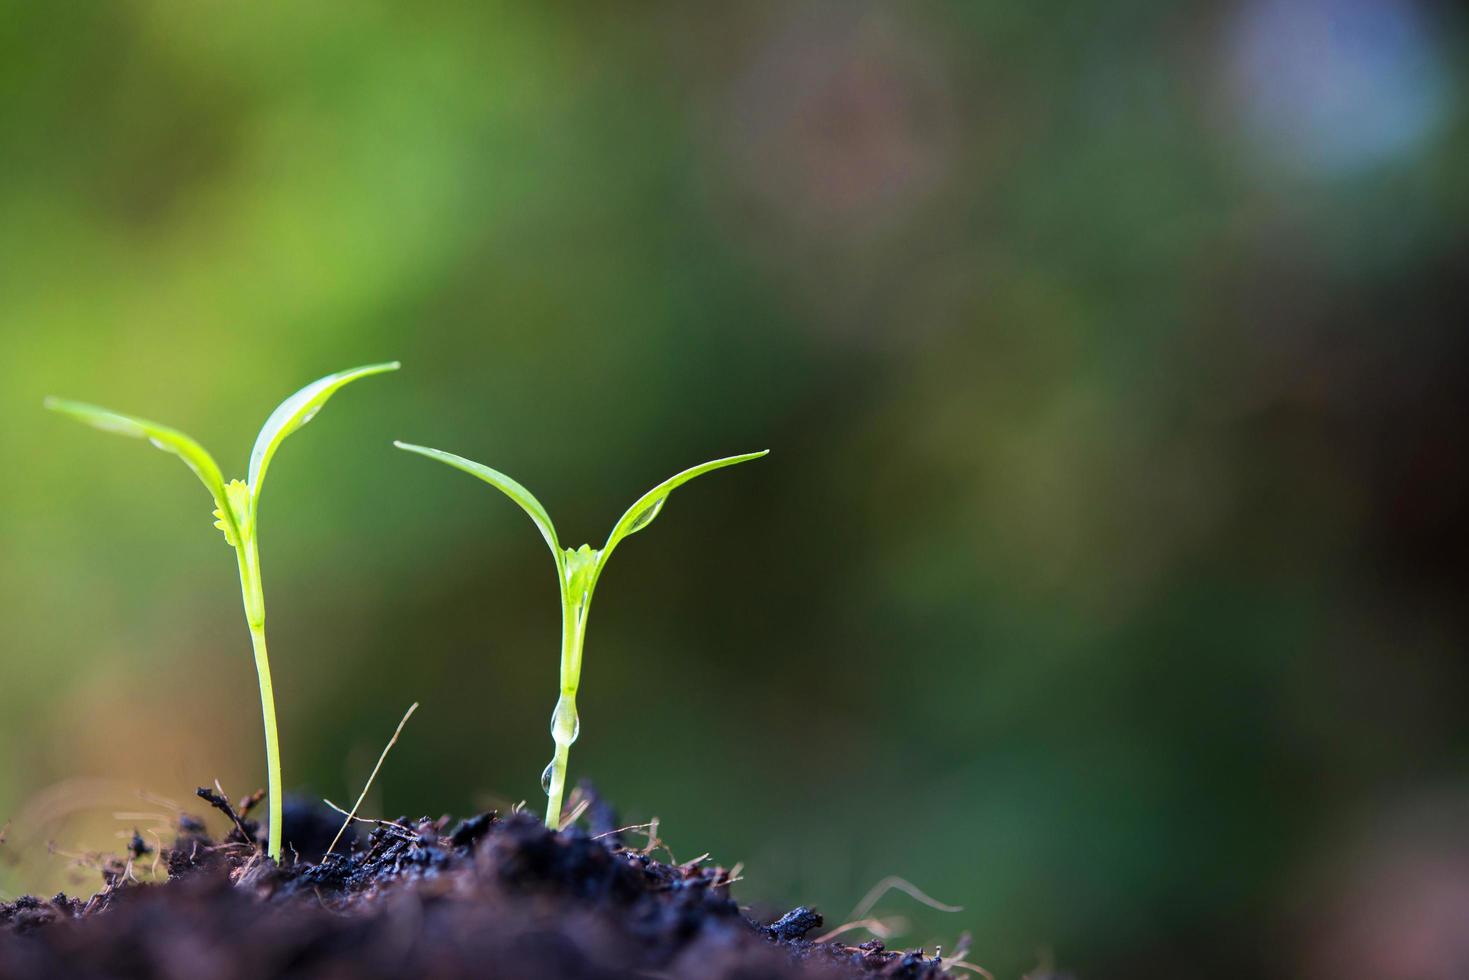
[0,785,958,980]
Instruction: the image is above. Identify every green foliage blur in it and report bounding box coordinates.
[2,2,1467,977]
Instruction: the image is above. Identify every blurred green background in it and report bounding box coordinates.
[3,2,1468,977]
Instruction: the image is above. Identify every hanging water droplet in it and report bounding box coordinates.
[540,761,555,796]
[549,696,580,745]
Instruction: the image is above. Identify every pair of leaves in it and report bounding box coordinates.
[392,442,767,602]
[46,362,400,544]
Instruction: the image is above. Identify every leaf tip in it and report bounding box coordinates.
[43,397,104,425]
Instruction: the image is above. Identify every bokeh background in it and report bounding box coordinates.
[3,1,1468,977]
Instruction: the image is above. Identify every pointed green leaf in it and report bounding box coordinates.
[600,450,767,566]
[247,361,400,509]
[393,442,564,569]
[44,397,232,526]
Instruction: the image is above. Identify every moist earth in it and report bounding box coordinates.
[0,786,957,980]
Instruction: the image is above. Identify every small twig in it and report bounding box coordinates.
[195,785,256,845]
[640,816,659,853]
[146,829,164,877]
[815,917,898,944]
[237,789,266,819]
[849,875,963,921]
[560,784,586,823]
[948,962,995,978]
[322,798,415,836]
[637,816,677,863]
[726,862,744,881]
[594,821,658,842]
[326,701,419,857]
[816,922,904,940]
[601,818,676,862]
[557,797,591,832]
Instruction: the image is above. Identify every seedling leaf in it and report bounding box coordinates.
[248,362,400,512]
[393,442,564,569]
[600,451,768,565]
[43,398,231,525]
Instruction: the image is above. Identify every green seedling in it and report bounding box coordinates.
[394,441,767,828]
[46,362,400,860]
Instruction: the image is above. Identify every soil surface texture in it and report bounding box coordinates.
[0,786,959,980]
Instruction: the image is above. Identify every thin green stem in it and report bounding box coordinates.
[237,535,282,860]
[544,740,571,829]
[544,588,588,828]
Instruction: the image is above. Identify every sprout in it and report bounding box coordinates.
[394,442,767,828]
[46,362,400,860]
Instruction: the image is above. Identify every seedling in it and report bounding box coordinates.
[46,362,400,860]
[393,441,767,828]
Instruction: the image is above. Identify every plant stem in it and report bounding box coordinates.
[544,589,588,828]
[237,534,282,860]
[544,739,571,829]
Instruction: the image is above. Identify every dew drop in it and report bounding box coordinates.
[628,497,665,534]
[550,697,580,745]
[540,761,555,796]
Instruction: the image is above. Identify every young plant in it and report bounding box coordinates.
[45,362,400,860]
[393,441,767,828]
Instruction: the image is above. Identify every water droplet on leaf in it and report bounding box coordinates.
[627,496,665,534]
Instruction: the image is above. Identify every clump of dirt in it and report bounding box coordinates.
[0,786,956,979]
